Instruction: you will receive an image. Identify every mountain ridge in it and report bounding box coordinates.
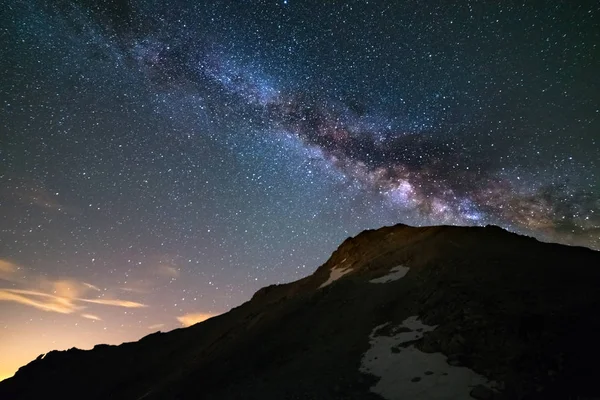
[2,223,599,400]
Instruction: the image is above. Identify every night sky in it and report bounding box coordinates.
[1,0,599,380]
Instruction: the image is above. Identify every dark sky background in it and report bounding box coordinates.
[0,0,598,379]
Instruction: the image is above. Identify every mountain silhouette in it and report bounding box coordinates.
[2,224,599,400]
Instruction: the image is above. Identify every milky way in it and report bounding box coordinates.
[0,0,598,380]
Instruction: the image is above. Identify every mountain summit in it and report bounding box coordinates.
[2,224,599,400]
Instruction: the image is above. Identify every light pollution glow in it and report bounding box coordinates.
[0,258,217,381]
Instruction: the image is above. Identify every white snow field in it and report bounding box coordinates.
[370,265,410,283]
[360,316,495,400]
[319,266,352,288]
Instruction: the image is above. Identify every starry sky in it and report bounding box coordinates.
[1,0,599,380]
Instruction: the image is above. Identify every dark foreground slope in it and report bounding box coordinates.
[1,224,599,400]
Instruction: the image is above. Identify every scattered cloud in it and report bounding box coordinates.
[118,280,154,294]
[148,323,165,330]
[83,282,101,292]
[79,298,146,308]
[0,259,18,281]
[0,289,77,314]
[81,313,101,321]
[119,287,147,294]
[115,257,183,294]
[0,287,147,314]
[157,264,180,279]
[176,312,217,327]
[0,260,17,274]
[0,263,147,318]
[51,279,88,299]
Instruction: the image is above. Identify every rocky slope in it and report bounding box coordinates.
[1,224,600,400]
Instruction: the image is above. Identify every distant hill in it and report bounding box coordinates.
[2,224,600,400]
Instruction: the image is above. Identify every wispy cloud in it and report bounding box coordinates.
[176,312,217,327]
[0,290,77,314]
[79,298,146,308]
[0,288,146,313]
[0,259,147,319]
[0,260,17,274]
[118,282,152,294]
[83,282,101,292]
[157,264,180,279]
[51,279,87,299]
[0,259,18,281]
[81,313,101,321]
[148,323,165,330]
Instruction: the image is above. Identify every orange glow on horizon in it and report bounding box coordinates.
[0,317,167,385]
[0,258,225,383]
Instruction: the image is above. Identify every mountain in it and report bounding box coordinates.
[1,224,600,400]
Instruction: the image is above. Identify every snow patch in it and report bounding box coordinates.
[370,265,410,283]
[361,316,494,400]
[319,267,352,288]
